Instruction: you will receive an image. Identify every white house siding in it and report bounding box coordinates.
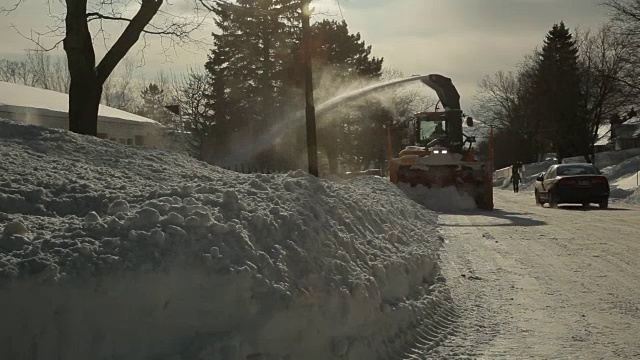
[0,82,162,147]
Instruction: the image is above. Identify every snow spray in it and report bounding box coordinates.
[222,75,433,165]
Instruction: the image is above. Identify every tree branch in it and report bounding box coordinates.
[10,24,65,51]
[0,0,24,14]
[95,0,163,84]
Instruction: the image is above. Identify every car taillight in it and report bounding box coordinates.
[592,176,608,184]
[558,178,576,185]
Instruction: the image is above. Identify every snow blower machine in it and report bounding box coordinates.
[388,74,494,210]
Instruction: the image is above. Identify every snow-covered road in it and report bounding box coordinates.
[422,189,640,358]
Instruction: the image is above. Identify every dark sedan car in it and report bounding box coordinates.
[534,163,610,208]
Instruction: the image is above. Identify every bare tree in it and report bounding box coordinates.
[0,57,35,86]
[178,68,213,159]
[604,0,640,90]
[577,23,638,160]
[0,50,70,92]
[473,70,521,130]
[50,56,71,93]
[2,0,210,136]
[102,57,139,112]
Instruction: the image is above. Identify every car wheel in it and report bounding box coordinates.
[535,190,544,206]
[599,198,608,209]
[549,191,558,208]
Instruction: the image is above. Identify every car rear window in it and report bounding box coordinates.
[557,165,600,176]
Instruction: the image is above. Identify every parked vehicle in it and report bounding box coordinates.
[534,164,610,209]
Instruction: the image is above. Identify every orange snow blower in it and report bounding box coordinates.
[388,74,494,210]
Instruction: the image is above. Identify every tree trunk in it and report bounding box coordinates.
[63,0,163,136]
[64,0,100,136]
[68,75,102,135]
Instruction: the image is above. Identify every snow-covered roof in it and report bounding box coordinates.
[624,116,640,125]
[596,123,611,146]
[0,81,159,125]
[615,123,640,139]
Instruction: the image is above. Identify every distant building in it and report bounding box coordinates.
[0,81,162,146]
[611,116,640,150]
[595,123,614,152]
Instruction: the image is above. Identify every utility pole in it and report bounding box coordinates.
[301,0,319,177]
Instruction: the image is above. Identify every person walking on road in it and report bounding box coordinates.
[511,168,521,193]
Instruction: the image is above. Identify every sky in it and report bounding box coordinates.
[0,0,611,110]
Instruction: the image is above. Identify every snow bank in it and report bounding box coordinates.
[563,148,640,170]
[397,184,477,212]
[600,154,640,204]
[0,119,451,360]
[510,149,640,200]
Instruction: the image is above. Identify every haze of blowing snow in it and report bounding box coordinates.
[0,119,457,360]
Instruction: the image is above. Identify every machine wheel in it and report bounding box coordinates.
[599,198,609,209]
[549,191,558,208]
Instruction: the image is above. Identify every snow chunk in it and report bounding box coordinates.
[107,199,129,215]
[2,221,28,236]
[1,234,31,251]
[135,207,160,226]
[84,211,101,226]
[148,229,165,247]
[161,212,185,226]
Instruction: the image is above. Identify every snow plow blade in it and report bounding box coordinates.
[390,160,494,210]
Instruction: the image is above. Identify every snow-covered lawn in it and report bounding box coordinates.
[0,119,452,360]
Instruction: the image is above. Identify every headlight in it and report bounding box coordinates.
[433,150,440,154]
[441,150,448,154]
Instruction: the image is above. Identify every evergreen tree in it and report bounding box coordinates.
[139,83,176,130]
[203,0,300,166]
[532,22,587,162]
[287,19,384,173]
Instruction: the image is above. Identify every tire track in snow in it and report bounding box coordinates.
[386,287,461,360]
[393,216,507,359]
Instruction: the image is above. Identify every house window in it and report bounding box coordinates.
[126,138,133,145]
[134,135,145,146]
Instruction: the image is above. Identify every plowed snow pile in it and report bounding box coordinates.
[0,119,451,360]
[601,154,640,205]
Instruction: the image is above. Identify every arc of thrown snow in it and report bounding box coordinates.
[222,74,458,166]
[316,74,460,116]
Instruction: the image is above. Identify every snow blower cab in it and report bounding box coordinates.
[389,74,494,210]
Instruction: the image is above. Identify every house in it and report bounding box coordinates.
[0,81,162,146]
[595,123,613,152]
[611,116,640,150]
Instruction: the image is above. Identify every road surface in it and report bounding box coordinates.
[429,189,640,358]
